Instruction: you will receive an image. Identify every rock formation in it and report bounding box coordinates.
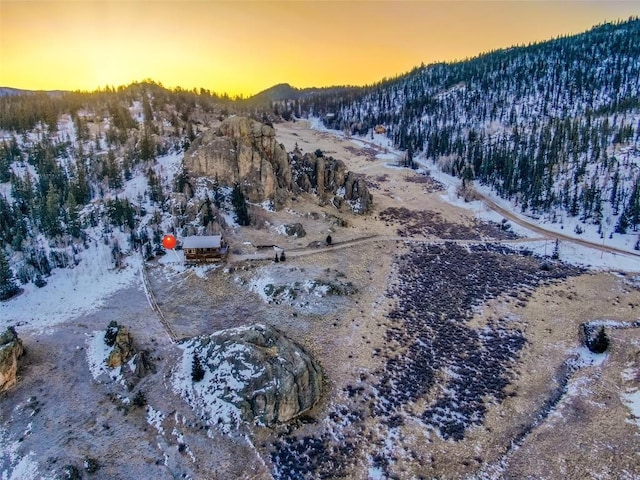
[178,324,323,427]
[183,116,292,208]
[183,116,372,214]
[0,326,25,393]
[104,321,136,368]
[290,150,373,214]
[284,222,306,237]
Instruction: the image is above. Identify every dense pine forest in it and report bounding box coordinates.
[300,18,640,236]
[1,18,639,297]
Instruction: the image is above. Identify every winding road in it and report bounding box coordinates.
[473,187,640,259]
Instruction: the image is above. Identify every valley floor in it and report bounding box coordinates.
[1,121,640,480]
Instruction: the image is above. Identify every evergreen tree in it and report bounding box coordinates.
[0,142,11,183]
[139,127,155,162]
[212,175,223,209]
[589,326,610,354]
[200,197,215,228]
[104,150,123,190]
[65,191,81,238]
[146,168,164,204]
[231,184,250,226]
[0,249,19,300]
[191,353,205,382]
[70,158,91,205]
[615,211,629,234]
[43,183,63,237]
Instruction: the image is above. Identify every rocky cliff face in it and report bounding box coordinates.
[183,116,372,214]
[0,327,25,393]
[174,324,323,427]
[183,116,292,207]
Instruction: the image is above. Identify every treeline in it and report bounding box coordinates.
[300,17,640,233]
[0,80,231,134]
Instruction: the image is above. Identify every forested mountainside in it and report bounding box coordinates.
[0,82,243,298]
[301,18,640,236]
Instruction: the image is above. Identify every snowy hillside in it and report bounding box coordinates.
[0,82,238,307]
[301,18,640,249]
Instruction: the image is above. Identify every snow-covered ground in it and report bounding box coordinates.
[0,246,142,333]
[0,147,186,333]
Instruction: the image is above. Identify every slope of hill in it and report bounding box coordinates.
[301,17,640,245]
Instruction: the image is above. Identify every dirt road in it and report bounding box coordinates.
[473,187,640,259]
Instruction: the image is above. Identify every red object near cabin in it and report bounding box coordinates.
[162,234,177,250]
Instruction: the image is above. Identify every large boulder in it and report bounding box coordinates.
[183,116,292,207]
[173,324,323,427]
[0,327,25,393]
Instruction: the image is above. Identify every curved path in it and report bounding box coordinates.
[472,187,640,259]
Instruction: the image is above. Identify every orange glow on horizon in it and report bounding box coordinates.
[1,1,637,97]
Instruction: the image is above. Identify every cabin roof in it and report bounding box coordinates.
[182,235,222,249]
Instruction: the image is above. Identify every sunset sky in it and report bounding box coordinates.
[1,1,637,97]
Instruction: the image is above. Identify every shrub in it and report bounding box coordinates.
[132,390,147,407]
[83,457,99,474]
[588,326,609,354]
[34,274,47,288]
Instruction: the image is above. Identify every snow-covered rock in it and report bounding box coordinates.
[173,324,323,428]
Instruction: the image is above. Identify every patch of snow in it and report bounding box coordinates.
[621,367,640,428]
[172,334,267,431]
[367,465,386,479]
[1,244,142,333]
[249,272,276,303]
[85,330,112,380]
[273,224,287,236]
[260,200,275,212]
[571,346,608,368]
[0,426,45,480]
[147,405,166,435]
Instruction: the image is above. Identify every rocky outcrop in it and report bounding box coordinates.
[183,116,372,214]
[104,321,136,368]
[284,223,306,237]
[177,324,323,427]
[291,150,373,214]
[0,326,25,393]
[184,116,292,207]
[343,171,373,214]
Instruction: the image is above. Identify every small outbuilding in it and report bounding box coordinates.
[182,235,228,264]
